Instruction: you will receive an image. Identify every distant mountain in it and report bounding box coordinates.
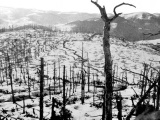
[68,12,160,41]
[0,6,100,27]
[1,6,160,41]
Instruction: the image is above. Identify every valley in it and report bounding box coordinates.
[0,28,159,119]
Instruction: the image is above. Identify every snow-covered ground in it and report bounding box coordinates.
[0,29,159,120]
[137,39,160,45]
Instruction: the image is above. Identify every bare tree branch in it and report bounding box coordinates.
[91,1,136,22]
[111,2,136,21]
[89,33,102,40]
[83,33,102,41]
[143,31,160,36]
[143,31,160,39]
[114,2,136,15]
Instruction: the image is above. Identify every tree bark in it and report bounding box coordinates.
[156,75,160,110]
[40,58,44,120]
[81,42,85,104]
[91,1,135,120]
[102,21,113,120]
[63,65,66,120]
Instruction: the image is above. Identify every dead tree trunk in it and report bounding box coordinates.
[59,59,61,91]
[27,62,31,98]
[51,97,56,119]
[72,66,75,94]
[54,62,56,94]
[141,64,147,97]
[87,53,90,92]
[40,58,44,120]
[7,53,15,103]
[23,97,25,114]
[116,93,122,120]
[63,65,66,120]
[81,42,85,104]
[156,74,160,110]
[91,1,135,120]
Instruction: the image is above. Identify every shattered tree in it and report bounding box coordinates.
[91,0,135,120]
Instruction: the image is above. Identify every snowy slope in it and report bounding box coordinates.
[0,29,159,120]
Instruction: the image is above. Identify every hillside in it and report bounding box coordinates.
[68,12,160,41]
[1,6,160,41]
[1,5,160,119]
[0,6,100,27]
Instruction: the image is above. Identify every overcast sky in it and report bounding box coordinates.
[0,0,159,14]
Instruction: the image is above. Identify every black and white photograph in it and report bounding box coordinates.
[0,0,160,120]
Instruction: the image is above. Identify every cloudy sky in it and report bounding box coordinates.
[0,0,159,14]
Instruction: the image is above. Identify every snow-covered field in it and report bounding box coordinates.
[137,39,160,45]
[0,29,159,120]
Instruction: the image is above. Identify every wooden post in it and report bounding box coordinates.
[112,68,115,88]
[93,73,96,93]
[59,59,61,91]
[5,57,8,81]
[81,42,85,104]
[27,62,31,98]
[51,97,56,119]
[66,70,67,82]
[47,63,48,85]
[7,53,15,103]
[72,66,75,94]
[0,69,2,85]
[93,73,95,91]
[40,58,44,120]
[153,85,156,108]
[0,60,4,84]
[144,66,149,94]
[133,73,135,84]
[54,62,56,94]
[69,66,72,96]
[87,53,90,92]
[23,97,25,114]
[23,66,26,85]
[141,64,146,97]
[116,93,122,120]
[156,75,160,110]
[49,84,51,99]
[125,71,128,85]
[93,89,95,104]
[63,65,66,119]
[66,88,68,99]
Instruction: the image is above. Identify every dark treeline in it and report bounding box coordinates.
[0,24,59,33]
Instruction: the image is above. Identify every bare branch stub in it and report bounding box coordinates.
[91,0,102,10]
[91,0,109,21]
[111,2,136,21]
